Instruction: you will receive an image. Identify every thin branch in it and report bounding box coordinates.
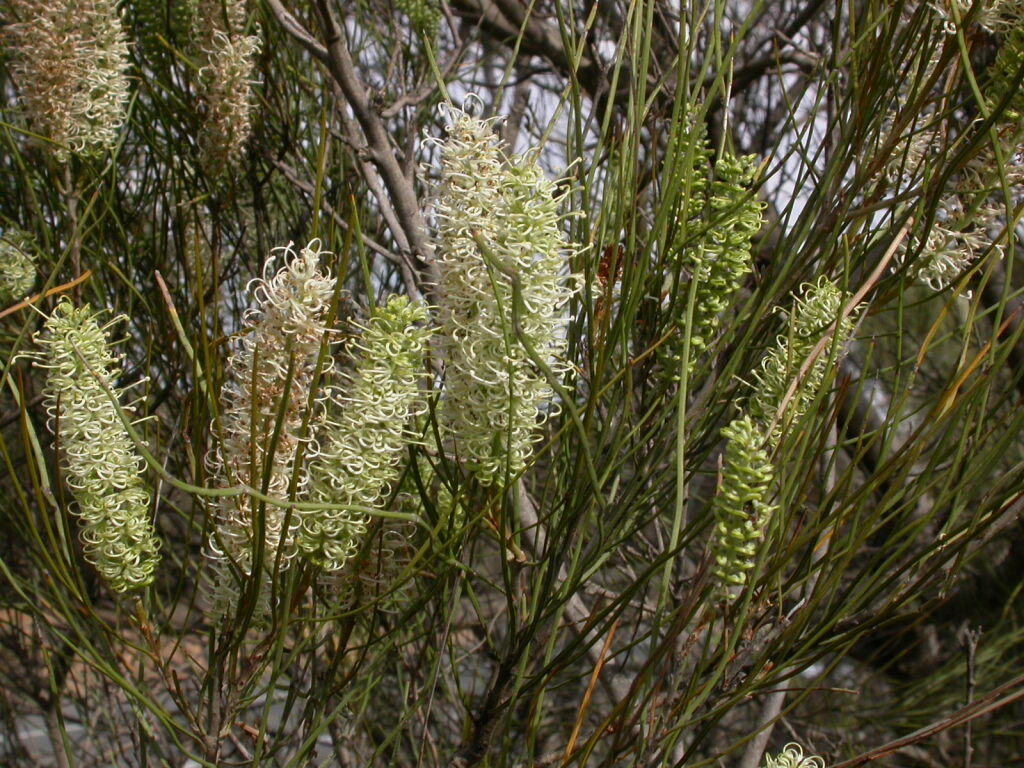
[0,270,93,321]
[270,156,397,263]
[264,0,329,64]
[311,0,439,289]
[831,673,1024,768]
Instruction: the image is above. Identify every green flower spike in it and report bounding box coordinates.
[432,104,577,484]
[763,742,826,768]
[710,415,776,599]
[32,301,160,593]
[0,229,37,305]
[5,0,130,160]
[670,152,764,372]
[749,277,855,448]
[395,0,442,37]
[299,295,432,572]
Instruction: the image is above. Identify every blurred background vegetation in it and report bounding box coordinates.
[1,0,1023,765]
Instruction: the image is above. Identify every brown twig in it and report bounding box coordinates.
[266,0,439,295]
[960,626,980,768]
[831,672,1024,768]
[0,270,94,321]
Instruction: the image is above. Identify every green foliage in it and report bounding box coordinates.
[0,0,1022,766]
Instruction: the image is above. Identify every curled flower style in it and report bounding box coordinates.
[432,105,577,484]
[299,295,431,572]
[710,415,776,599]
[665,152,763,375]
[898,201,994,291]
[763,742,826,768]
[0,229,37,305]
[197,0,247,33]
[931,0,1017,33]
[880,1,1022,295]
[197,31,261,175]
[749,277,856,448]
[671,111,712,227]
[194,0,261,176]
[5,0,130,160]
[205,241,336,619]
[30,301,160,593]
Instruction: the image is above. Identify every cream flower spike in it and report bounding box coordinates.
[205,240,335,620]
[0,229,37,305]
[192,0,261,176]
[431,101,578,484]
[5,0,130,160]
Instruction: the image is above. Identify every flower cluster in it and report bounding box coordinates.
[671,111,712,227]
[900,205,992,290]
[763,743,826,768]
[31,301,160,593]
[299,295,431,571]
[395,0,442,37]
[748,277,855,448]
[666,152,763,375]
[710,415,776,598]
[882,1,1023,293]
[930,0,1018,33]
[194,0,261,176]
[0,229,37,305]
[206,241,335,619]
[709,278,854,598]
[4,0,130,160]
[432,105,576,484]
[885,124,1004,291]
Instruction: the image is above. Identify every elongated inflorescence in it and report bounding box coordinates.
[748,277,856,448]
[711,277,856,598]
[884,1,1023,292]
[395,0,441,37]
[205,241,335,619]
[299,295,431,572]
[194,0,261,176]
[432,105,576,484]
[988,23,1024,120]
[31,301,160,593]
[710,415,776,598]
[5,0,130,160]
[665,152,763,375]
